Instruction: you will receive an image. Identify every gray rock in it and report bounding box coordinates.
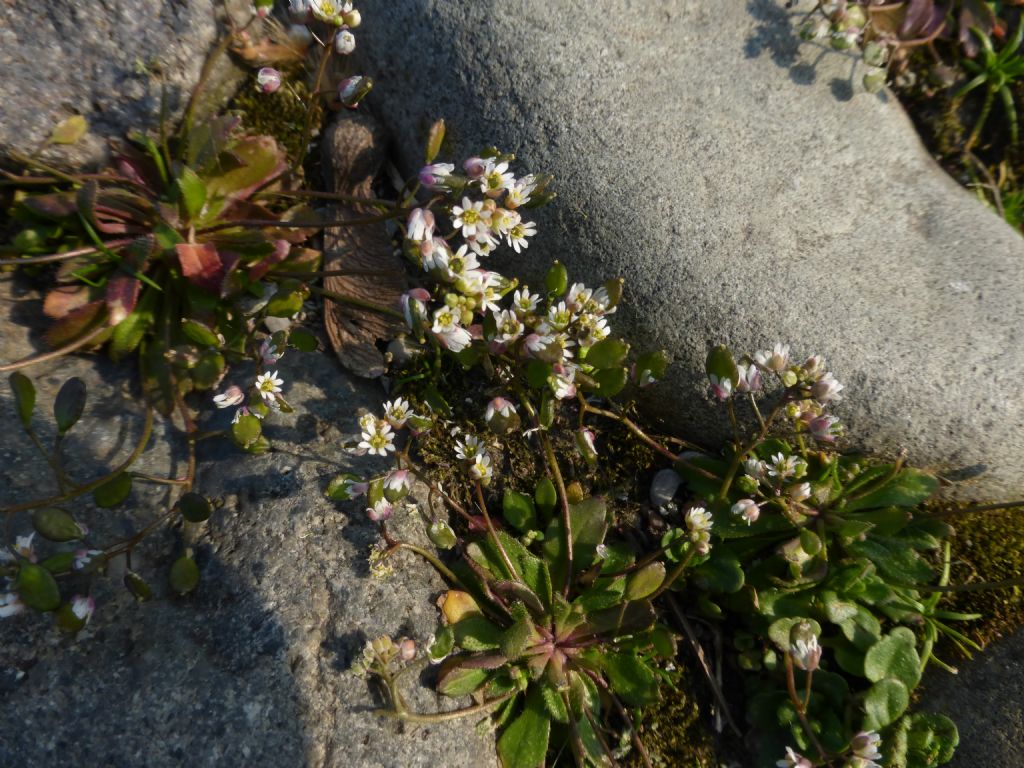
[0,277,494,767]
[918,627,1024,768]
[649,468,682,509]
[351,0,1024,501]
[0,0,247,169]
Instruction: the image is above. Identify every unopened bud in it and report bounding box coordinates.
[399,637,416,660]
[335,29,356,55]
[484,397,520,435]
[338,75,372,108]
[256,67,282,94]
[383,469,411,502]
[343,8,361,27]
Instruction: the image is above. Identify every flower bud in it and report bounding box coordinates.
[463,156,487,179]
[406,207,435,242]
[419,163,455,190]
[338,75,372,108]
[484,397,520,435]
[343,8,361,27]
[731,498,760,525]
[253,0,274,17]
[789,622,822,671]
[335,29,356,55]
[399,637,416,661]
[735,475,759,495]
[56,595,95,633]
[367,499,393,522]
[383,469,411,502]
[788,482,811,502]
[427,520,457,550]
[574,428,598,467]
[256,67,282,94]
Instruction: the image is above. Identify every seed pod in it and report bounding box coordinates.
[124,570,154,602]
[177,492,213,523]
[427,520,457,550]
[17,563,61,612]
[169,554,200,595]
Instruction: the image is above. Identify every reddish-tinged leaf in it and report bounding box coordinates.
[205,136,286,203]
[45,300,106,348]
[248,239,290,282]
[176,242,223,292]
[105,275,141,325]
[44,285,94,319]
[22,192,77,220]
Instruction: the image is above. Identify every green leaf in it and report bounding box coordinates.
[49,115,88,145]
[598,651,659,707]
[847,537,934,584]
[863,678,910,730]
[266,289,305,318]
[543,497,608,586]
[633,348,669,384]
[232,414,262,449]
[906,712,958,765]
[93,472,132,508]
[453,615,503,651]
[181,319,221,347]
[169,555,200,595]
[705,344,738,387]
[177,492,214,523]
[31,507,86,542]
[838,604,883,651]
[204,135,286,202]
[176,166,207,221]
[288,327,318,352]
[585,337,629,369]
[497,686,551,768]
[624,562,666,601]
[594,366,628,397]
[575,578,627,612]
[429,625,455,661]
[844,469,939,512]
[17,563,61,612]
[864,627,922,690]
[501,605,537,660]
[503,490,537,533]
[525,359,552,390]
[9,372,36,430]
[53,377,87,435]
[540,684,569,723]
[438,660,493,696]
[692,549,745,593]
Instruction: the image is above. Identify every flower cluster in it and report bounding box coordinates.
[212,339,289,425]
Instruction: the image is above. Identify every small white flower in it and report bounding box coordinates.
[851,731,883,762]
[367,499,393,522]
[777,747,813,768]
[451,197,492,239]
[260,338,283,365]
[455,435,486,460]
[505,175,537,208]
[467,230,499,257]
[709,373,733,401]
[485,397,517,422]
[308,0,351,24]
[512,287,540,316]
[256,67,282,94]
[488,207,520,236]
[491,309,524,345]
[469,451,492,481]
[73,549,103,571]
[812,372,844,403]
[0,592,25,619]
[418,163,454,190]
[731,498,760,525]
[754,343,791,373]
[551,363,578,400]
[575,313,609,348]
[506,220,537,253]
[807,414,842,443]
[406,208,435,242]
[431,306,472,352]
[463,156,487,179]
[383,398,414,428]
[12,533,36,562]
[358,413,378,433]
[358,423,395,457]
[736,363,762,393]
[255,371,284,404]
[791,632,822,671]
[767,453,798,481]
[743,458,767,481]
[71,595,96,624]
[478,159,515,198]
[789,482,812,502]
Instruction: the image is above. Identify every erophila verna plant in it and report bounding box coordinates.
[319,126,1003,766]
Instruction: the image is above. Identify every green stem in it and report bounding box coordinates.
[0,322,108,374]
[475,480,521,582]
[1,239,134,266]
[2,407,154,514]
[717,401,788,502]
[308,285,404,320]
[384,541,462,587]
[965,87,995,152]
[375,689,517,724]
[784,654,828,761]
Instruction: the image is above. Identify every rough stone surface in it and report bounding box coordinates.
[0,276,495,767]
[918,627,1024,767]
[353,0,1024,502]
[0,0,246,169]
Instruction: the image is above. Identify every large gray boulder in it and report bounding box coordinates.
[353,0,1024,501]
[0,0,246,169]
[0,277,494,767]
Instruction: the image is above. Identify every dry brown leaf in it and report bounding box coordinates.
[320,114,407,378]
